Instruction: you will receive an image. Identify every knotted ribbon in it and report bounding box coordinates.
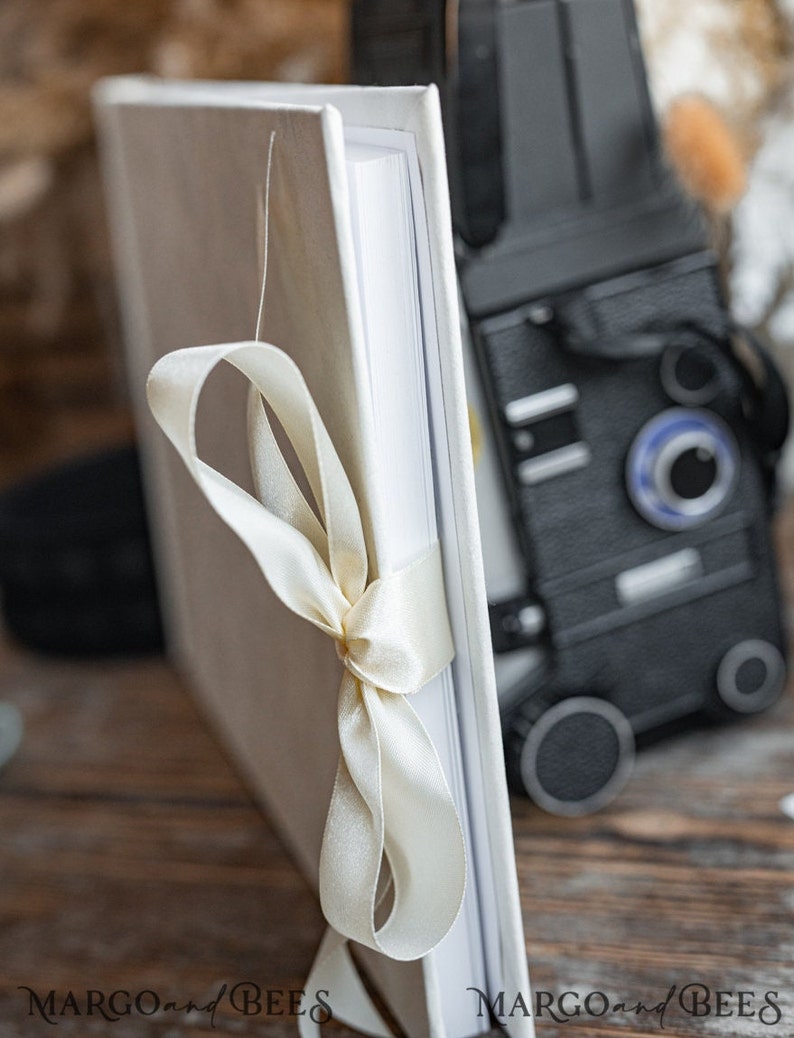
[147,340,466,1034]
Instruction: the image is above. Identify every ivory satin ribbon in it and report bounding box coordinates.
[147,340,467,1035]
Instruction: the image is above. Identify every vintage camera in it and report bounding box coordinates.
[352,0,790,814]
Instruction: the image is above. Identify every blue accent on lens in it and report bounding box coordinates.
[626,408,739,531]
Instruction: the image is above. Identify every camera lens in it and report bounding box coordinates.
[627,408,739,530]
[667,445,718,500]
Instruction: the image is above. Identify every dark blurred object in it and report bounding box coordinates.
[0,444,163,657]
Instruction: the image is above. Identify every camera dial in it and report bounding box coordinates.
[660,342,721,406]
[506,696,635,817]
[715,639,785,714]
[627,408,739,531]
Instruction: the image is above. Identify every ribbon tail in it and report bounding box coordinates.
[366,685,467,955]
[320,673,386,948]
[320,675,466,962]
[299,928,394,1038]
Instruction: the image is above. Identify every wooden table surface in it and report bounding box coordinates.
[1,511,793,1037]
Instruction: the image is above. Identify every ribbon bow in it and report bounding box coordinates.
[147,340,466,1031]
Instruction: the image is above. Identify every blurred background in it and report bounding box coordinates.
[0,0,348,492]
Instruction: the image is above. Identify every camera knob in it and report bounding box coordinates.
[627,408,739,531]
[661,343,721,406]
[505,695,635,816]
[715,639,786,714]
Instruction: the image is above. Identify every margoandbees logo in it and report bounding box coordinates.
[18,984,332,1027]
[468,985,784,1029]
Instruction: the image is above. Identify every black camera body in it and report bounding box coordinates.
[479,253,787,812]
[352,0,789,814]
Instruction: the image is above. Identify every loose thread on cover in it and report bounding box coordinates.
[254,130,277,343]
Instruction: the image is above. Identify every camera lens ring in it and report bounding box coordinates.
[654,431,725,516]
[716,639,785,713]
[627,408,739,531]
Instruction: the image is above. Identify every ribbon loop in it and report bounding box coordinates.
[147,340,466,982]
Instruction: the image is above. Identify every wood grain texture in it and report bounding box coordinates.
[0,650,339,1036]
[0,510,793,1037]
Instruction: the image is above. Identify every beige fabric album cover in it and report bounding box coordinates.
[94,76,533,1038]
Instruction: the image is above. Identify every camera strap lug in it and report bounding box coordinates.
[489,596,546,653]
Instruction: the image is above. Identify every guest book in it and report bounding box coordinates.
[94,76,533,1038]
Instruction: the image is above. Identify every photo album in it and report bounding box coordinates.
[94,78,534,1038]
